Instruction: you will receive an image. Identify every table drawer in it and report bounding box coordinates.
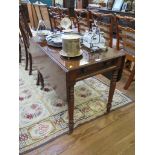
[68,58,119,81]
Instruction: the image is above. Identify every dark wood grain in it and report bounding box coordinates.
[107,69,119,113]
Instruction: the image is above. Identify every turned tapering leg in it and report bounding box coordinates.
[107,69,119,113]
[67,84,75,134]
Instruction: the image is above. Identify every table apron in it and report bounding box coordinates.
[75,65,118,82]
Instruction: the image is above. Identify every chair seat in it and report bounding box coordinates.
[121,48,135,57]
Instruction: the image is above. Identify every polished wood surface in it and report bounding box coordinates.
[36,42,124,71]
[32,37,125,133]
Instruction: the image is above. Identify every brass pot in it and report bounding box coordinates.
[62,35,81,57]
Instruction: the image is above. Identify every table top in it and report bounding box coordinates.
[32,37,125,72]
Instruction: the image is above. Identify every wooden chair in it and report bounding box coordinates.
[89,11,114,48]
[33,3,52,30]
[116,15,135,90]
[38,5,52,30]
[19,33,25,64]
[19,13,47,78]
[33,4,43,22]
[49,6,62,31]
[74,9,91,33]
[59,7,77,29]
[19,6,32,38]
[27,3,38,29]
[20,19,60,90]
[19,24,29,71]
[19,10,32,70]
[59,7,69,18]
[19,42,22,63]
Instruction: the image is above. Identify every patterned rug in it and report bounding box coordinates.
[19,64,132,154]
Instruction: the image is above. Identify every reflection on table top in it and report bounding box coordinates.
[32,37,125,71]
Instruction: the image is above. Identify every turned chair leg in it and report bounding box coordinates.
[124,65,135,90]
[29,53,32,75]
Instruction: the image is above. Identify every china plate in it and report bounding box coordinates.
[59,50,83,58]
[60,17,72,29]
[46,34,62,47]
[47,41,62,48]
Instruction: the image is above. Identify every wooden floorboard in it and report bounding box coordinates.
[25,72,135,155]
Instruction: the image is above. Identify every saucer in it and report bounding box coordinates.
[59,50,83,58]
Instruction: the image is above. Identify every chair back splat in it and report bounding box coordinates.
[74,9,91,33]
[20,5,32,37]
[19,12,31,70]
[49,6,62,31]
[116,15,135,51]
[19,11,31,48]
[33,3,52,30]
[89,11,114,48]
[116,15,135,90]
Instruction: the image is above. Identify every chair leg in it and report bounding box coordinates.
[39,72,44,90]
[125,60,132,70]
[29,53,32,75]
[124,65,135,90]
[19,44,22,63]
[36,71,40,86]
[25,48,29,70]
